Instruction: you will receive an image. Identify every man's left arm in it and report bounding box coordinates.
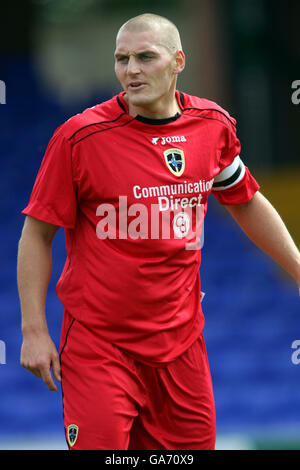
[225,191,300,294]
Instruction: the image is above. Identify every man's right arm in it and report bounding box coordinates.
[17,215,61,392]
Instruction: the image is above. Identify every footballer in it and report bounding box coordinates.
[18,13,300,450]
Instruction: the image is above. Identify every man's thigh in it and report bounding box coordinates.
[129,334,216,450]
[59,311,144,450]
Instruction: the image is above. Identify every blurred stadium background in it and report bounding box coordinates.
[0,0,299,450]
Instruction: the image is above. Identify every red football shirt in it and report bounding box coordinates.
[22,91,260,366]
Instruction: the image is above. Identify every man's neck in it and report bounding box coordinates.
[124,93,181,120]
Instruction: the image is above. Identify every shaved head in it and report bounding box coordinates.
[117,13,182,54]
[114,13,185,119]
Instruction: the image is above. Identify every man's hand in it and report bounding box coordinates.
[20,330,61,392]
[18,216,61,391]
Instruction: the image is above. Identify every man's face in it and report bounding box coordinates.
[114,29,178,113]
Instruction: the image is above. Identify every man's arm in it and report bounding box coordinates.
[225,191,300,293]
[17,215,61,391]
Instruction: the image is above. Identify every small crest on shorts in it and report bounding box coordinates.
[163,148,185,176]
[67,424,79,447]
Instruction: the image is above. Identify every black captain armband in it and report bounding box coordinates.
[212,156,246,191]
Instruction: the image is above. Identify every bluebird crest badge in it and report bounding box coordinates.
[67,424,79,447]
[163,148,185,176]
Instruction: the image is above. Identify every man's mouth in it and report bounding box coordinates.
[128,82,147,90]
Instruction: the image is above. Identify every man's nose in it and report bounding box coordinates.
[127,56,140,75]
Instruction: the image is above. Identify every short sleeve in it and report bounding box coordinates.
[211,119,260,205]
[22,127,78,228]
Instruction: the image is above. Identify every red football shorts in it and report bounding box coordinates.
[59,310,216,450]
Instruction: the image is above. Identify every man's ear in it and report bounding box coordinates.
[174,50,185,75]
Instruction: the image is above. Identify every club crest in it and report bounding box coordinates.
[163,148,185,176]
[67,424,79,447]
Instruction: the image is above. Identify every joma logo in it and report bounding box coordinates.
[152,136,187,146]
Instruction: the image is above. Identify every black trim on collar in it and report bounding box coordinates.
[179,92,185,108]
[135,112,181,125]
[117,95,126,111]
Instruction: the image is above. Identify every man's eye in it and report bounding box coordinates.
[117,57,128,62]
